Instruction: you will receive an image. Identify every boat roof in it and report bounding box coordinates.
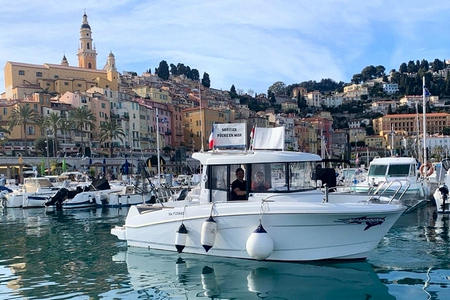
[370,157,417,165]
[192,150,321,165]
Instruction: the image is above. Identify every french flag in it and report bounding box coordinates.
[208,126,215,149]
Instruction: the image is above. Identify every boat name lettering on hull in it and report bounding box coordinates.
[335,216,385,230]
[168,212,184,216]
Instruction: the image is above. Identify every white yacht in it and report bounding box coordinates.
[350,157,428,203]
[3,177,59,208]
[112,150,405,261]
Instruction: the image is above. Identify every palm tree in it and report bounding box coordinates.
[47,113,61,155]
[8,104,37,156]
[99,119,125,157]
[34,115,49,136]
[69,106,96,157]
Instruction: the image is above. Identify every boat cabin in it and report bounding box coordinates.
[192,151,321,203]
[368,157,418,183]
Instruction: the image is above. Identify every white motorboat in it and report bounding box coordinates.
[112,150,405,261]
[3,177,59,208]
[350,157,428,204]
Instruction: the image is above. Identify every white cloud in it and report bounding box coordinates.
[1,0,450,94]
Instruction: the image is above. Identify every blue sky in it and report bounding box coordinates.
[1,0,449,94]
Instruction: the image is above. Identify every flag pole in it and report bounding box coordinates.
[199,80,204,152]
[422,76,427,173]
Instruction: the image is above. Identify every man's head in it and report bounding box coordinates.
[235,167,245,180]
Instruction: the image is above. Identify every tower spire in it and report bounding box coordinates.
[77,12,97,69]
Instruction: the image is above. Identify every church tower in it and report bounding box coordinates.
[77,12,97,69]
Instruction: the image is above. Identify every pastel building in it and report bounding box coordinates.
[2,13,119,100]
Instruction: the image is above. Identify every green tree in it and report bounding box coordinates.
[351,74,363,84]
[268,81,286,96]
[69,106,96,157]
[156,60,170,80]
[170,63,177,75]
[99,119,125,157]
[47,112,61,155]
[190,69,200,81]
[229,84,238,98]
[201,72,210,88]
[8,104,37,156]
[399,63,407,73]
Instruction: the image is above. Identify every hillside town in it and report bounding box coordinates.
[2,13,450,171]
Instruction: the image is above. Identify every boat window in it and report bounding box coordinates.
[368,165,387,176]
[250,163,272,192]
[289,162,315,191]
[210,165,228,190]
[409,164,416,176]
[387,164,410,177]
[270,163,287,191]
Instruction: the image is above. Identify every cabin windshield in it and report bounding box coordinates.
[250,162,315,193]
[368,164,387,177]
[387,164,412,177]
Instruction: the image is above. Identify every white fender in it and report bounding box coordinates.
[201,266,220,298]
[247,267,274,297]
[201,216,217,252]
[246,224,274,260]
[175,223,188,253]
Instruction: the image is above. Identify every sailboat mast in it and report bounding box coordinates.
[422,76,427,168]
[156,107,161,185]
[415,100,420,161]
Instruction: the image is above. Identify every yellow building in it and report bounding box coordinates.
[3,13,119,99]
[365,135,386,149]
[373,113,450,135]
[132,86,172,104]
[0,93,52,153]
[182,107,234,151]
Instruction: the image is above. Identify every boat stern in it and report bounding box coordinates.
[111,226,127,240]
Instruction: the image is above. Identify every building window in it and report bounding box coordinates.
[64,82,69,86]
[87,42,90,49]
[3,108,7,115]
[54,75,59,79]
[46,83,50,87]
[88,62,92,69]
[27,126,35,135]
[36,72,42,77]
[77,84,82,87]
[101,103,106,109]
[18,70,25,75]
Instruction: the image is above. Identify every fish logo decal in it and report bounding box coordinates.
[335,216,385,230]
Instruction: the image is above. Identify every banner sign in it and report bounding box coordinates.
[253,127,285,150]
[213,123,246,149]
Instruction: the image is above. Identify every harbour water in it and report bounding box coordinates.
[0,204,449,299]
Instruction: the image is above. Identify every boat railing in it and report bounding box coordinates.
[390,181,410,204]
[368,180,403,202]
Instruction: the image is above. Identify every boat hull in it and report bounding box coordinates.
[113,201,404,261]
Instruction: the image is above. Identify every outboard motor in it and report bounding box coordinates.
[45,188,69,209]
[438,185,449,212]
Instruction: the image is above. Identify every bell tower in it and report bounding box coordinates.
[77,12,97,69]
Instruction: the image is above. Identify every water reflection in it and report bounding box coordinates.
[114,248,394,299]
[0,207,129,299]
